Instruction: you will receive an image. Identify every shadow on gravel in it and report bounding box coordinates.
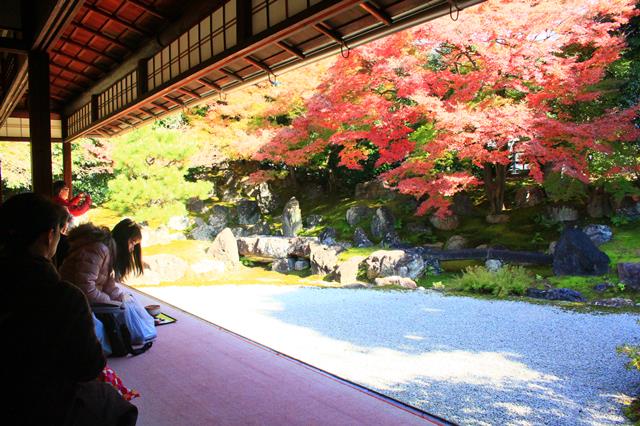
[262,288,639,425]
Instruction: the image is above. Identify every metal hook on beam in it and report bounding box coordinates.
[448,0,461,21]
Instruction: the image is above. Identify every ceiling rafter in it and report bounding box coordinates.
[276,41,305,59]
[83,4,152,38]
[313,22,344,44]
[58,36,120,63]
[50,62,99,82]
[163,95,184,106]
[359,2,392,25]
[51,49,109,73]
[197,78,221,92]
[125,0,169,21]
[244,56,273,75]
[150,101,171,112]
[71,21,132,51]
[218,68,243,82]
[50,73,87,90]
[175,87,201,98]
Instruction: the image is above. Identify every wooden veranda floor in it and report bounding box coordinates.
[109,288,451,426]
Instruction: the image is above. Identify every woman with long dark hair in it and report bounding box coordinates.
[111,218,144,283]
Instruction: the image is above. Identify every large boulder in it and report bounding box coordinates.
[514,186,545,208]
[305,214,324,228]
[444,235,468,250]
[618,263,640,291]
[167,216,191,231]
[429,214,459,231]
[552,228,610,276]
[346,206,372,226]
[370,207,396,240]
[282,197,303,237]
[333,256,366,285]
[209,228,241,270]
[242,221,272,236]
[236,236,320,259]
[288,237,319,257]
[130,254,189,285]
[616,199,640,221]
[319,227,338,245]
[582,224,613,246]
[186,197,205,213]
[374,276,417,289]
[526,288,586,302]
[254,236,294,259]
[237,199,260,225]
[256,182,279,215]
[190,218,219,241]
[272,258,296,273]
[353,227,373,248]
[592,298,634,308]
[310,245,339,275]
[365,250,425,280]
[207,205,231,235]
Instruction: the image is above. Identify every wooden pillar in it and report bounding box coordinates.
[28,49,52,196]
[63,141,72,195]
[236,0,252,42]
[0,159,3,204]
[137,59,148,99]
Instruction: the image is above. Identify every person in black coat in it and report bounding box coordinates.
[0,193,137,426]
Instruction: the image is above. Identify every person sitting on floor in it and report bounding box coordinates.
[53,180,92,218]
[0,193,137,426]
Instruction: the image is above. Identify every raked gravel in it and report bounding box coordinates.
[142,285,640,426]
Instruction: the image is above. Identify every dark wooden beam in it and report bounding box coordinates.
[218,68,244,82]
[313,22,344,44]
[50,63,98,83]
[125,0,169,21]
[28,50,53,196]
[359,2,392,25]
[83,4,153,37]
[0,37,28,55]
[236,0,252,42]
[50,73,88,90]
[63,141,72,194]
[244,56,273,74]
[163,95,184,106]
[50,81,78,95]
[175,87,201,98]
[72,21,132,51]
[138,107,157,117]
[276,41,306,59]
[197,78,221,91]
[150,101,170,112]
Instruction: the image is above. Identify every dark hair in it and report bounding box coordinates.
[0,193,69,252]
[111,218,143,280]
[52,181,67,198]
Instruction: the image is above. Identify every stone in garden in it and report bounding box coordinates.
[485,259,503,272]
[237,199,261,225]
[365,250,425,280]
[346,205,372,226]
[353,227,373,248]
[272,258,296,273]
[552,228,610,276]
[288,237,320,257]
[429,214,459,231]
[333,256,366,285]
[548,241,557,255]
[381,232,404,249]
[305,214,324,228]
[256,182,278,215]
[130,254,188,285]
[319,227,338,245]
[444,235,468,250]
[593,282,613,293]
[186,197,206,213]
[514,186,545,208]
[525,288,586,302]
[582,224,613,246]
[374,276,418,289]
[254,236,294,259]
[190,218,219,241]
[230,227,247,238]
[422,255,443,275]
[294,259,310,271]
[476,244,489,249]
[370,207,396,240]
[486,214,509,224]
[615,198,640,221]
[310,245,339,275]
[209,228,241,270]
[167,216,191,231]
[451,192,474,216]
[208,205,230,233]
[592,298,634,308]
[547,206,579,223]
[618,263,640,291]
[282,197,303,237]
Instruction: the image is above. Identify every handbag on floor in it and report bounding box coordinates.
[123,294,157,345]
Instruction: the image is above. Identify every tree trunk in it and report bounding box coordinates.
[483,163,506,215]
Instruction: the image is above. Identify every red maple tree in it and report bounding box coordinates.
[255,0,640,217]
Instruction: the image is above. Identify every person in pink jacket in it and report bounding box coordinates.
[60,219,143,305]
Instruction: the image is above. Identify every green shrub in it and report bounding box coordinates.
[451,265,532,297]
